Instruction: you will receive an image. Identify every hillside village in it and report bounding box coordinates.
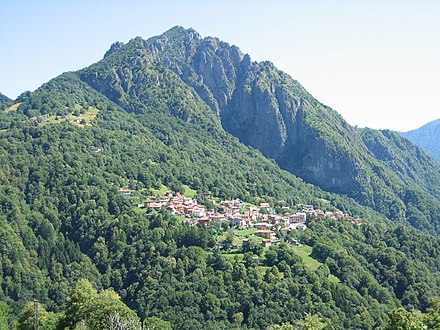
[126,189,365,247]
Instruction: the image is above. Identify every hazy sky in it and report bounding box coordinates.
[1,0,439,131]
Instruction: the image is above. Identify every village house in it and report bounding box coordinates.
[259,202,271,211]
[175,205,185,215]
[333,211,346,219]
[261,239,272,248]
[198,217,210,227]
[249,207,260,215]
[210,214,227,223]
[183,219,197,226]
[268,214,281,224]
[289,212,306,223]
[145,201,163,211]
[119,188,134,196]
[289,239,300,246]
[253,222,271,230]
[196,192,211,200]
[230,216,247,228]
[296,224,307,231]
[279,217,290,226]
[221,204,240,214]
[325,211,335,218]
[351,218,365,225]
[192,206,206,218]
[279,227,291,234]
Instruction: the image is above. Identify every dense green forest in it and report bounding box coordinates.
[0,92,12,110]
[2,27,440,329]
[401,119,440,162]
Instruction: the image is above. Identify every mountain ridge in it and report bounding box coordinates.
[401,118,440,162]
[0,91,12,109]
[2,26,440,329]
[79,26,440,232]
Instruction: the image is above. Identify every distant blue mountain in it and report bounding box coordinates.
[401,119,440,162]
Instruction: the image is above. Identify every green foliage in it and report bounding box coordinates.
[0,92,12,110]
[16,301,60,330]
[2,26,440,330]
[62,279,140,330]
[294,313,326,330]
[143,316,172,330]
[402,119,440,162]
[383,308,425,330]
[0,302,11,330]
[267,314,325,330]
[381,298,440,330]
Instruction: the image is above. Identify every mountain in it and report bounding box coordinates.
[401,119,440,162]
[2,26,440,329]
[0,92,12,109]
[79,26,440,233]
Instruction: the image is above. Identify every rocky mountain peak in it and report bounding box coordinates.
[103,41,125,58]
[78,27,440,227]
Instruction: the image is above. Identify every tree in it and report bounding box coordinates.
[0,302,11,330]
[107,312,141,330]
[143,316,172,330]
[383,308,425,330]
[62,279,98,329]
[62,279,140,330]
[87,289,140,330]
[267,323,294,330]
[233,312,244,328]
[223,233,234,251]
[16,301,60,330]
[294,313,326,330]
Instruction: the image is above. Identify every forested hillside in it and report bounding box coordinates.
[0,92,12,109]
[87,26,440,233]
[1,27,440,329]
[401,119,440,162]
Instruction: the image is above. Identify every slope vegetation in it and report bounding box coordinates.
[1,27,440,329]
[401,119,440,162]
[78,26,440,234]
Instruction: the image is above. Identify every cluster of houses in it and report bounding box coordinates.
[133,190,365,246]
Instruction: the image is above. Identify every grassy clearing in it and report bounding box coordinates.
[32,105,100,128]
[293,244,339,283]
[133,207,148,214]
[235,228,259,236]
[182,184,197,198]
[175,215,186,223]
[6,103,21,112]
[66,106,99,126]
[223,253,244,261]
[227,228,263,246]
[151,184,169,195]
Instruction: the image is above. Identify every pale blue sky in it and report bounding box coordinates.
[1,0,439,131]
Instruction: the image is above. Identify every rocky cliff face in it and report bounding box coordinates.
[78,26,440,223]
[131,27,362,194]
